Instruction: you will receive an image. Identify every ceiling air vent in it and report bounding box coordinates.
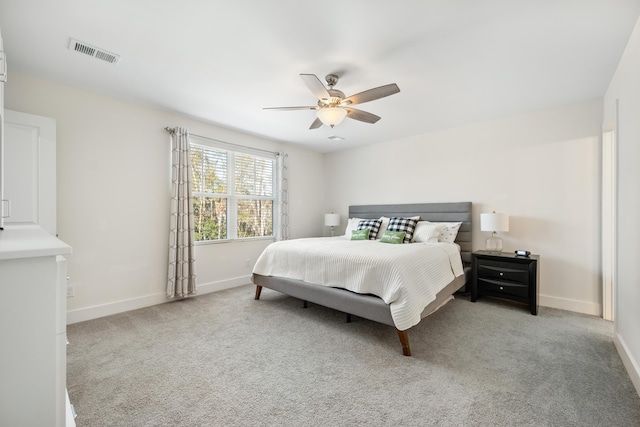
[68,38,121,64]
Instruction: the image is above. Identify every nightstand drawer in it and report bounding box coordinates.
[477,261,529,284]
[477,278,528,299]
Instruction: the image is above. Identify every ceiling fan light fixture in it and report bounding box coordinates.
[316,107,347,128]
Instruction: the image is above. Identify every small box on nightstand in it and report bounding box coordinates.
[471,250,539,315]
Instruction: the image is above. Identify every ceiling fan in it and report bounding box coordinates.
[264,74,400,129]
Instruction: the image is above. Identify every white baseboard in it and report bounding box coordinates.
[196,276,252,295]
[66,275,252,325]
[539,293,601,317]
[614,332,640,398]
[68,282,602,324]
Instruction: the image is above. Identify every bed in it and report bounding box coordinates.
[252,202,472,356]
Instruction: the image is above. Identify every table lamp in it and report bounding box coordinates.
[480,211,509,252]
[324,213,340,237]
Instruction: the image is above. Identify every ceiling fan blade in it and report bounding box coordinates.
[345,108,381,124]
[300,74,331,100]
[309,117,323,129]
[343,83,400,106]
[263,106,319,111]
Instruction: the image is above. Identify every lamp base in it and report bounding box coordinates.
[485,233,503,252]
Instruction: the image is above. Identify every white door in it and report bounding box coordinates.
[3,110,56,235]
[0,29,6,228]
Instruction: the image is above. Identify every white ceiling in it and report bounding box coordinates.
[1,0,639,153]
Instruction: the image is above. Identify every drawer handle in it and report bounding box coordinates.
[499,286,504,290]
[499,272,504,276]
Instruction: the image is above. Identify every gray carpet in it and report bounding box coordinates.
[67,285,640,426]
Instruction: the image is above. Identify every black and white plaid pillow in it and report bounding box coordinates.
[357,219,383,240]
[387,217,419,243]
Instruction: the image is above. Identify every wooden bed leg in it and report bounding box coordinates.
[303,300,308,308]
[346,313,352,323]
[254,285,263,300]
[396,329,411,356]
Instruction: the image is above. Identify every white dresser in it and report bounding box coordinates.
[0,227,72,427]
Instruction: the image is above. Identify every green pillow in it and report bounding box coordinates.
[351,228,370,240]
[380,230,406,244]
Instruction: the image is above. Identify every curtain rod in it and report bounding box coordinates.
[164,127,282,157]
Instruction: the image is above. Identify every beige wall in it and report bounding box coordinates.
[323,99,603,315]
[4,72,610,324]
[5,72,324,323]
[604,16,640,395]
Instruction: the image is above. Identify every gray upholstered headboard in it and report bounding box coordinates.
[348,202,473,265]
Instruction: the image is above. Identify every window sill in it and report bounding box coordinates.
[195,236,275,246]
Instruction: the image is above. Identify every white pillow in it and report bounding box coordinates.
[344,217,366,238]
[377,216,390,238]
[437,222,462,243]
[411,221,443,243]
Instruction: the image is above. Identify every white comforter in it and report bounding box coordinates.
[252,237,464,330]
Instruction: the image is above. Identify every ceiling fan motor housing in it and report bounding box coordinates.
[318,89,346,107]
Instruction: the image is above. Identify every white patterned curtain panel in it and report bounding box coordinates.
[276,152,290,241]
[167,127,197,298]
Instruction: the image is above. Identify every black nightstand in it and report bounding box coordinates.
[471,250,539,315]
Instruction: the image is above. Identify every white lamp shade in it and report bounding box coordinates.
[324,213,340,227]
[480,212,509,232]
[316,107,347,127]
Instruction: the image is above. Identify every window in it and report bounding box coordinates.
[190,138,277,242]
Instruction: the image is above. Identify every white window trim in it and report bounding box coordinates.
[189,135,279,244]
